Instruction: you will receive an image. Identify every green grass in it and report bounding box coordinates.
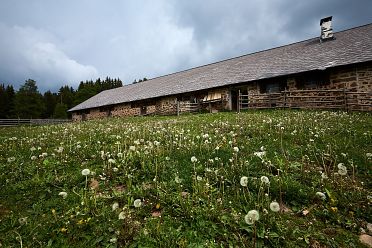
[0,110,371,247]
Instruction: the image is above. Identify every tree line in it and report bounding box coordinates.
[0,77,123,119]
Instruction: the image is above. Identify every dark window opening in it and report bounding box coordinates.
[259,78,287,93]
[295,71,330,89]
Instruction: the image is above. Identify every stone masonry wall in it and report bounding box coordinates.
[247,62,372,110]
[111,103,140,117]
[72,112,82,122]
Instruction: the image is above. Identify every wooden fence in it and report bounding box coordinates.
[0,119,71,127]
[238,89,372,112]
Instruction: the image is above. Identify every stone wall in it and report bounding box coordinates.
[111,103,140,117]
[72,113,82,122]
[245,62,372,110]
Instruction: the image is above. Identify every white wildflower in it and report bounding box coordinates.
[233,147,239,153]
[196,176,202,181]
[7,157,15,163]
[108,158,116,164]
[254,151,266,159]
[129,146,136,151]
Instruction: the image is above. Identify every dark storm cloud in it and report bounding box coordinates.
[0,0,371,92]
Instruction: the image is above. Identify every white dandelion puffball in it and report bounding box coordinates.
[244,210,260,224]
[134,199,142,208]
[337,163,347,176]
[316,192,326,201]
[81,168,90,176]
[233,147,239,153]
[240,176,248,187]
[112,202,119,211]
[191,156,198,163]
[260,176,270,184]
[58,192,68,199]
[175,176,182,184]
[118,211,125,220]
[269,201,280,212]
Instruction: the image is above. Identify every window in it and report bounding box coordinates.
[259,78,287,93]
[203,92,222,102]
[295,71,330,89]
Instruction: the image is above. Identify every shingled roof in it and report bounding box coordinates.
[69,23,372,112]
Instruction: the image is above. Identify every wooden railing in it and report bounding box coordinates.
[238,89,372,112]
[0,119,71,127]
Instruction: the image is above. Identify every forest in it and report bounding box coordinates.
[0,77,125,119]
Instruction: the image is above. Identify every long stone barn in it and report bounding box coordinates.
[69,17,372,121]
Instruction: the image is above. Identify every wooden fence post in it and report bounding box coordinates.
[177,101,180,116]
[238,90,241,113]
[343,88,348,112]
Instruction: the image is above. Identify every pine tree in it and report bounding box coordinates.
[14,79,45,118]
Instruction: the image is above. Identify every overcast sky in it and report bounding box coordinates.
[0,0,371,92]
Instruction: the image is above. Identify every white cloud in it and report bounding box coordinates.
[0,23,98,91]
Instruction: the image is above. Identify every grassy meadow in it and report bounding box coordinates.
[0,110,371,247]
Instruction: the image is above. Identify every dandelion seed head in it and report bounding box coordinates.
[244,210,259,225]
[240,176,248,187]
[191,156,198,163]
[118,211,125,219]
[233,147,239,153]
[134,199,142,208]
[260,176,270,184]
[316,192,326,201]
[58,192,68,199]
[337,163,347,176]
[81,169,90,176]
[269,201,280,212]
[112,202,119,211]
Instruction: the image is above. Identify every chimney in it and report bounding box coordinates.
[320,16,334,41]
